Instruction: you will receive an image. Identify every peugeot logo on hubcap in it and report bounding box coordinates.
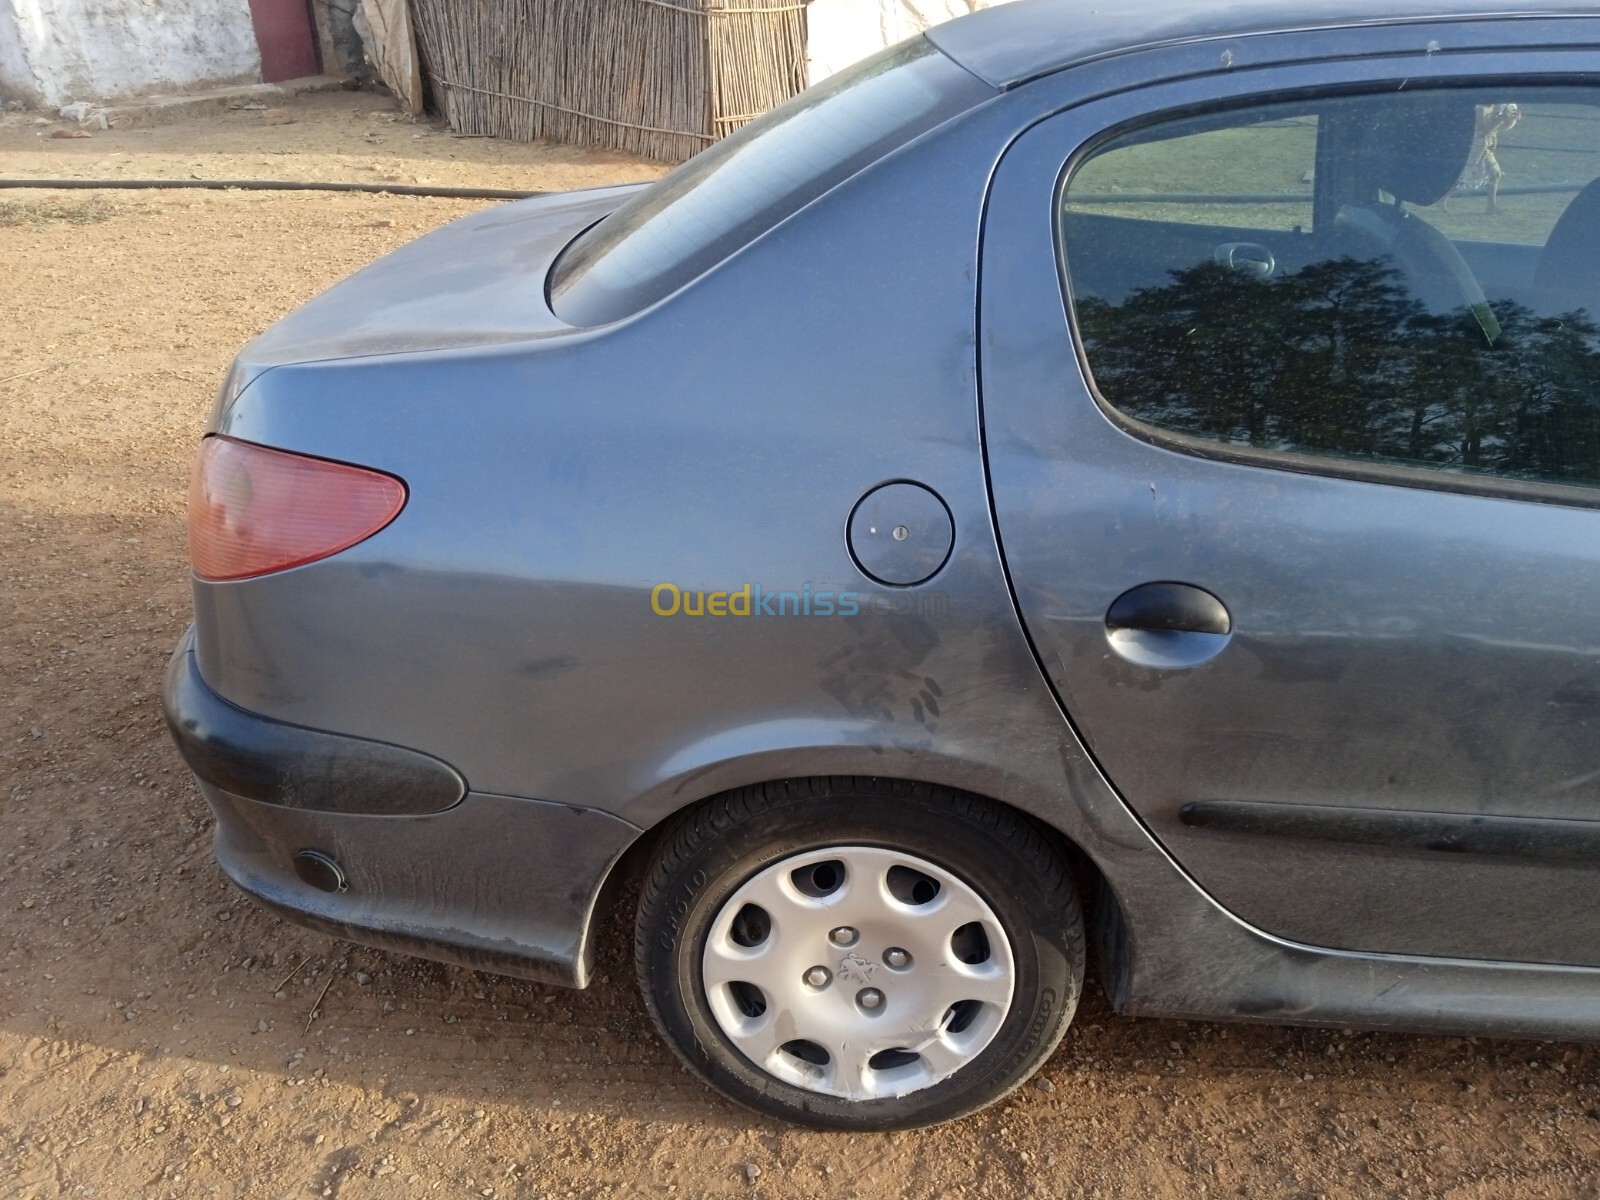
[837,952,878,984]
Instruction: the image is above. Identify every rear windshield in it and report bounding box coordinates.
[547,38,992,327]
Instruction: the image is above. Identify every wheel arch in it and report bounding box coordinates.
[580,773,1134,1003]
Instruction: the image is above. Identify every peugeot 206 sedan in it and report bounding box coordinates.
[164,0,1600,1129]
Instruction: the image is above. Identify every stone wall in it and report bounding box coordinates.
[311,0,368,83]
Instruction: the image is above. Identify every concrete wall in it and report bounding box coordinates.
[0,0,262,108]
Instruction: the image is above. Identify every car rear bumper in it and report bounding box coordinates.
[162,629,642,987]
[163,627,467,816]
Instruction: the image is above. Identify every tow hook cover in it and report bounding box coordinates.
[293,849,349,894]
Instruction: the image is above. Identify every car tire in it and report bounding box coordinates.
[634,777,1085,1130]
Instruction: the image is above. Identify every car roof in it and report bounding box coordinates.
[925,0,1600,88]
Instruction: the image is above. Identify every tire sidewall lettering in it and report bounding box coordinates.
[1026,986,1057,1049]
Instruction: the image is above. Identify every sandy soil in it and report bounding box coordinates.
[3,90,1600,1200]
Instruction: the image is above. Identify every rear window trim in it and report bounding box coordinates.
[547,39,995,328]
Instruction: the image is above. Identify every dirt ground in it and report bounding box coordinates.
[3,89,1600,1200]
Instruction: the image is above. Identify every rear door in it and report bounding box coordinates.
[980,49,1600,966]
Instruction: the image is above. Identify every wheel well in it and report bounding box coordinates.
[581,775,1133,1001]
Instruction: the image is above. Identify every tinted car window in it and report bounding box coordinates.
[1069,114,1316,233]
[549,39,992,327]
[1061,90,1600,494]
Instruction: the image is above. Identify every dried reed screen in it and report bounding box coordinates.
[411,0,809,163]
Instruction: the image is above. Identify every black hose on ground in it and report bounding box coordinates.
[0,177,547,200]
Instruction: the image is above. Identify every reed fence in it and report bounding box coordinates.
[410,0,809,163]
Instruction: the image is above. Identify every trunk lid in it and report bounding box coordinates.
[235,184,642,371]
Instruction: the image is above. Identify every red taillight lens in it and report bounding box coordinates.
[188,435,407,581]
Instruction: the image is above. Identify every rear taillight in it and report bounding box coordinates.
[188,435,407,581]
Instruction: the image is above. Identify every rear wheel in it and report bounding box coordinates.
[634,779,1085,1130]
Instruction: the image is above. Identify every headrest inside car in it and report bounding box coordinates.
[1348,94,1478,208]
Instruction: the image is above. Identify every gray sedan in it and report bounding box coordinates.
[165,0,1600,1129]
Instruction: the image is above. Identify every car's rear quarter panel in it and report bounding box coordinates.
[196,105,1097,834]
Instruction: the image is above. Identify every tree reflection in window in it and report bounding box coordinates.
[1077,256,1600,489]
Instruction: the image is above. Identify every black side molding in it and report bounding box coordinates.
[1180,799,1600,863]
[162,631,466,816]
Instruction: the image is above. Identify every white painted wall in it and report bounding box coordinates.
[0,0,261,108]
[0,4,36,104]
[805,0,1021,87]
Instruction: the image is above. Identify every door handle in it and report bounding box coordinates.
[1213,241,1276,278]
[1106,582,1231,635]
[1104,582,1232,668]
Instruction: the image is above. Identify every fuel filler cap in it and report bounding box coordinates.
[847,482,953,587]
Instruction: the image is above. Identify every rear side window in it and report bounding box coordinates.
[1061,89,1600,496]
[548,39,992,327]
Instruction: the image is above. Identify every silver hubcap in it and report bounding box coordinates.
[701,846,1015,1101]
